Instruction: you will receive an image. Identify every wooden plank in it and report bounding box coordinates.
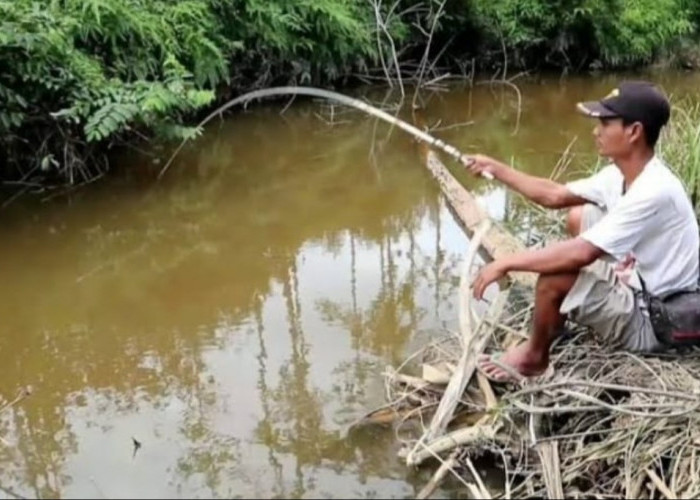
[421,149,536,289]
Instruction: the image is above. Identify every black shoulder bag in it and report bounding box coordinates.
[643,286,700,347]
[620,179,700,346]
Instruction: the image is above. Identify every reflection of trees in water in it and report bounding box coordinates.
[1,221,454,498]
[316,231,422,361]
[316,211,461,362]
[172,336,244,495]
[0,321,235,498]
[175,425,242,496]
[253,257,405,496]
[250,203,462,497]
[253,294,285,498]
[278,258,316,497]
[0,107,460,497]
[0,405,74,499]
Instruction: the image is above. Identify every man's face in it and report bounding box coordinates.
[593,117,642,158]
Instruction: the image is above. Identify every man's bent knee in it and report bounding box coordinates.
[536,272,578,299]
[568,203,607,237]
[566,206,584,236]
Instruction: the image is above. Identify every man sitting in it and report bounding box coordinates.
[462,81,699,382]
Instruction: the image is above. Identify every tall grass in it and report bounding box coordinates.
[659,102,700,213]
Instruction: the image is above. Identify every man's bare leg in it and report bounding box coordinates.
[479,272,578,380]
[478,206,583,381]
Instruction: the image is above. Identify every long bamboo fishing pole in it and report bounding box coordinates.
[157,86,493,181]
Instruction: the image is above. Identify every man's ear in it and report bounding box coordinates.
[627,122,645,144]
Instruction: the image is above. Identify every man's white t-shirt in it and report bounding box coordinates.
[566,156,699,297]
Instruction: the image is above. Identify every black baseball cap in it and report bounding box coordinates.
[577,81,671,133]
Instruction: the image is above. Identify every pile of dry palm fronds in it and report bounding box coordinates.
[352,216,700,499]
[359,276,700,499]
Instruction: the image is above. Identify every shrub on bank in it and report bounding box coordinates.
[0,0,387,182]
[1,0,699,184]
[468,0,695,69]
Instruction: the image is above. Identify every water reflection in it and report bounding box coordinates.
[0,104,470,498]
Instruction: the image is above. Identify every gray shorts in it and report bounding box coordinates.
[559,204,662,352]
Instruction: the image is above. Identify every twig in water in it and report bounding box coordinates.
[0,386,33,415]
[90,476,108,499]
[476,79,523,136]
[76,243,149,283]
[412,0,448,108]
[280,95,296,115]
[2,184,31,209]
[429,119,475,133]
[0,484,27,500]
[370,0,405,99]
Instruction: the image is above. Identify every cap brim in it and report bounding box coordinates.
[576,101,619,118]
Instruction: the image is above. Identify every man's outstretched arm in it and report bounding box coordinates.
[463,155,589,209]
[472,238,604,298]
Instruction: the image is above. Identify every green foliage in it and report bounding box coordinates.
[468,0,696,68]
[0,0,412,181]
[0,0,227,180]
[211,0,380,83]
[593,0,693,65]
[2,0,700,183]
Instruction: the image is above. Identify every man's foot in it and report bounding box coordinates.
[478,342,549,383]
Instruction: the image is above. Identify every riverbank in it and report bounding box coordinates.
[3,0,700,186]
